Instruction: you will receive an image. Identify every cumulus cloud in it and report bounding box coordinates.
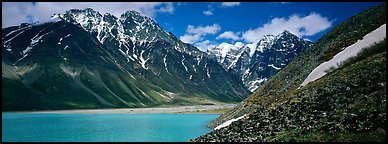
[203,10,213,16]
[220,2,241,7]
[158,2,174,13]
[216,31,240,40]
[2,2,175,28]
[180,34,202,44]
[180,24,221,43]
[241,12,332,43]
[186,24,221,35]
[180,24,221,51]
[194,40,217,52]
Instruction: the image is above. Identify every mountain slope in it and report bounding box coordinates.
[193,3,386,142]
[207,31,312,92]
[2,9,249,111]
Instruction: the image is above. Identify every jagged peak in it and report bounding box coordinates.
[119,10,156,25]
[103,13,115,17]
[123,10,141,16]
[121,10,145,20]
[102,13,118,22]
[50,8,175,51]
[65,8,102,17]
[260,34,275,39]
[280,30,292,35]
[275,30,299,39]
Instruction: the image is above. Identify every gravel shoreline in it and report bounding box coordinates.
[12,104,237,114]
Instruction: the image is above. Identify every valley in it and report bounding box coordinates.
[2,2,385,142]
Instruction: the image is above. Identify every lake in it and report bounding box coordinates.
[2,112,218,142]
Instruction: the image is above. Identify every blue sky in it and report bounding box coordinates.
[2,2,383,51]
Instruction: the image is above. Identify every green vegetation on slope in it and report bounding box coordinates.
[265,39,386,142]
[208,3,386,129]
[194,36,386,143]
[2,19,249,111]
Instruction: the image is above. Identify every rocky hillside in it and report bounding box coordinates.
[192,3,386,142]
[2,8,249,111]
[207,31,312,92]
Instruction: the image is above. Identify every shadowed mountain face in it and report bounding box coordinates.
[2,8,249,111]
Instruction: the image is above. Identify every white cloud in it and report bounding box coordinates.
[194,40,217,52]
[220,2,241,7]
[2,2,175,28]
[180,24,221,51]
[180,34,202,44]
[180,24,221,43]
[241,12,332,43]
[158,2,174,14]
[216,31,240,40]
[203,10,213,16]
[304,38,312,42]
[186,24,221,35]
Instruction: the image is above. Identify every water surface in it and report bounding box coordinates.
[2,112,218,142]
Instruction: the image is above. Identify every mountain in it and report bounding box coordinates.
[207,31,312,92]
[2,8,249,111]
[192,3,386,142]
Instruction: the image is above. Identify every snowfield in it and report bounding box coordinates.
[214,114,247,130]
[300,24,386,87]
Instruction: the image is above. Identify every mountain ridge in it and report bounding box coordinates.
[207,30,312,92]
[2,8,249,111]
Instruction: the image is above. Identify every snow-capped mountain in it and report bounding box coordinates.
[59,8,198,67]
[2,8,249,111]
[207,30,313,92]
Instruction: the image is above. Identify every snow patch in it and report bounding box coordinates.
[204,63,211,78]
[139,50,149,69]
[247,78,268,92]
[192,65,197,72]
[246,43,257,57]
[163,55,171,75]
[118,48,134,62]
[276,48,287,52]
[18,30,53,63]
[206,68,211,78]
[181,56,188,72]
[214,114,247,130]
[268,64,281,70]
[60,64,77,77]
[300,24,386,87]
[197,55,203,65]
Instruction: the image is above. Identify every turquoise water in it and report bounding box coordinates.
[2,112,218,142]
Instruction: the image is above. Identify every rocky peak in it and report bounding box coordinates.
[103,13,118,24]
[275,30,299,41]
[279,30,292,36]
[256,34,275,53]
[119,10,157,27]
[58,8,169,45]
[207,30,312,92]
[61,8,104,31]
